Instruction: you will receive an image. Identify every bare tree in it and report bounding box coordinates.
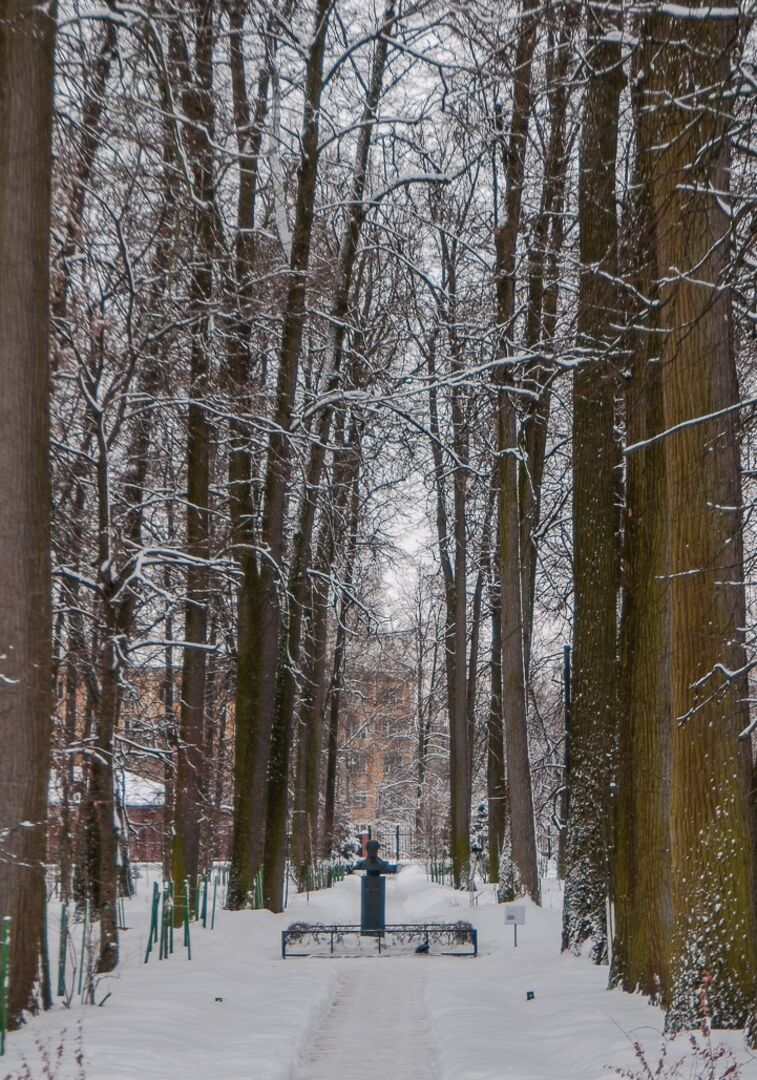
[228,0,334,909]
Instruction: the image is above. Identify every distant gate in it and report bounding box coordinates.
[353,824,414,861]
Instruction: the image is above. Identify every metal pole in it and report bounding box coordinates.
[0,917,10,1056]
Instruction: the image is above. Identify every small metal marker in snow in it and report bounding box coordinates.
[504,905,525,947]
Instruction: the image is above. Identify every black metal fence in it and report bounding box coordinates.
[352,823,415,862]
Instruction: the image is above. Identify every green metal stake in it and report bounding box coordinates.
[211,878,218,930]
[152,885,158,945]
[183,879,191,959]
[152,881,160,944]
[201,876,208,929]
[145,881,160,963]
[165,884,172,959]
[57,904,68,996]
[0,917,10,1057]
[77,901,88,997]
[158,883,167,961]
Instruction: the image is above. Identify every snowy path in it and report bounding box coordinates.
[295,962,435,1080]
[4,863,757,1079]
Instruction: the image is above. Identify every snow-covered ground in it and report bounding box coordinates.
[3,864,756,1079]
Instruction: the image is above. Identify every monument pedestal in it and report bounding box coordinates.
[360,875,386,935]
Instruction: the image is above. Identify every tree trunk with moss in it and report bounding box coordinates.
[610,63,671,1003]
[562,9,622,962]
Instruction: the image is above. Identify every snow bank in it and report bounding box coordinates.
[3,865,756,1080]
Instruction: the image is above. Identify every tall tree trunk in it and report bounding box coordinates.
[290,488,335,888]
[225,5,291,890]
[640,3,756,1032]
[519,5,575,670]
[465,559,485,799]
[225,0,277,909]
[493,0,540,904]
[561,6,622,963]
[498,399,539,901]
[487,561,507,886]
[50,13,117,919]
[320,426,362,859]
[0,0,55,1022]
[426,331,469,887]
[116,107,180,890]
[610,68,671,1004]
[172,0,216,918]
[290,405,360,883]
[59,479,88,903]
[163,598,176,879]
[88,234,176,964]
[91,414,124,972]
[229,0,334,908]
[261,3,393,911]
[415,601,439,846]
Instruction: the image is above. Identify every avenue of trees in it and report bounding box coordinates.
[1,0,757,1044]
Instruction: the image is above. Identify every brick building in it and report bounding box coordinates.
[338,662,417,829]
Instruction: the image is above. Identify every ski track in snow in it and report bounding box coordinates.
[295,962,435,1080]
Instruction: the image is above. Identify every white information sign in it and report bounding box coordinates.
[504,904,526,947]
[504,905,526,926]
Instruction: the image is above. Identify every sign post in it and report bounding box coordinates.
[504,904,525,947]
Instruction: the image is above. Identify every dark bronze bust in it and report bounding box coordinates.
[354,839,397,877]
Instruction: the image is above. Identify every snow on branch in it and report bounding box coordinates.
[625,396,757,455]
